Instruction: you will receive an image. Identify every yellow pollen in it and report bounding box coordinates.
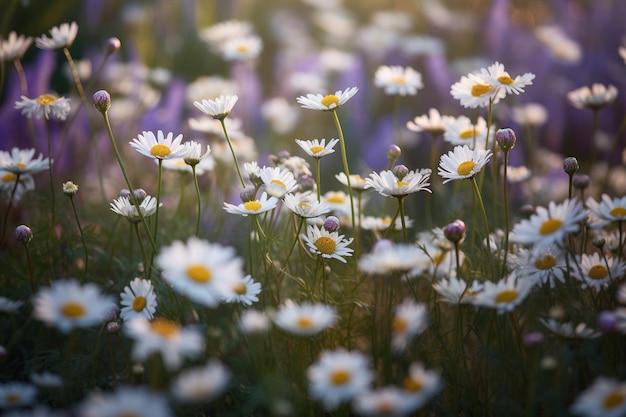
[60,302,86,318]
[310,146,324,154]
[314,236,336,254]
[271,179,286,188]
[611,207,626,217]
[354,175,362,181]
[36,94,57,105]
[5,394,21,404]
[539,218,562,235]
[14,162,27,169]
[402,377,423,392]
[132,296,147,312]
[534,255,556,270]
[603,390,626,409]
[321,94,339,108]
[244,201,263,212]
[497,75,514,85]
[234,282,247,295]
[588,264,608,280]
[150,318,180,339]
[150,144,171,158]
[298,202,310,208]
[495,290,518,303]
[433,252,446,266]
[396,180,408,188]
[392,76,406,84]
[2,173,17,183]
[326,195,345,204]
[459,128,477,139]
[392,317,407,333]
[236,45,248,53]
[330,370,351,385]
[297,317,312,328]
[382,218,392,225]
[457,160,476,176]
[187,264,211,283]
[471,84,493,97]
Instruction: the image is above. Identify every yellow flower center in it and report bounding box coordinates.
[187,264,211,283]
[539,218,562,235]
[271,179,286,188]
[471,84,493,97]
[2,173,17,183]
[457,161,476,176]
[497,75,514,85]
[396,180,408,188]
[61,302,86,318]
[588,264,608,280]
[13,162,27,169]
[534,255,556,270]
[402,377,423,392]
[236,44,248,53]
[150,318,180,339]
[392,76,406,84]
[234,282,247,295]
[610,207,626,217]
[36,94,57,105]
[314,236,336,254]
[326,195,345,204]
[150,144,171,158]
[382,218,392,226]
[310,146,324,154]
[433,252,446,266]
[297,317,312,328]
[330,370,351,385]
[132,296,147,312]
[459,128,477,139]
[321,94,339,108]
[603,390,626,409]
[392,317,407,333]
[5,394,21,404]
[244,201,262,212]
[495,290,518,303]
[298,202,311,208]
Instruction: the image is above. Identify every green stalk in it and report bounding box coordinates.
[501,150,511,278]
[330,109,356,233]
[471,176,495,281]
[191,165,202,237]
[219,119,246,188]
[315,157,321,202]
[69,195,89,282]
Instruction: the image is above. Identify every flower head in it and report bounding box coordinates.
[450,71,505,108]
[438,145,492,183]
[358,242,427,275]
[62,181,78,196]
[0,31,32,61]
[182,141,211,166]
[571,253,626,292]
[129,130,186,160]
[110,195,158,223]
[297,87,358,111]
[15,94,71,120]
[120,278,157,321]
[366,168,431,198]
[443,115,490,148]
[35,22,78,50]
[391,298,428,351]
[479,61,535,95]
[79,385,173,417]
[171,360,231,404]
[283,192,330,219]
[586,194,626,226]
[567,84,618,110]
[223,191,279,216]
[220,35,263,61]
[0,382,37,408]
[273,300,336,336]
[222,275,261,306]
[571,377,626,417]
[0,148,50,175]
[193,95,239,120]
[295,138,339,159]
[469,273,534,314]
[301,224,354,263]
[406,108,454,136]
[260,166,298,199]
[374,65,423,96]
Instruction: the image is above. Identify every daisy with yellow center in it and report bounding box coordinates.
[470,273,534,314]
[283,192,330,219]
[450,71,505,109]
[110,195,159,223]
[301,224,354,263]
[513,246,567,288]
[0,382,37,408]
[0,147,50,175]
[273,300,336,336]
[374,65,423,96]
[480,61,535,95]
[223,191,279,217]
[220,35,263,61]
[295,138,339,159]
[438,144,492,184]
[259,166,298,199]
[572,252,626,292]
[296,87,358,111]
[391,298,428,351]
[223,275,262,306]
[586,194,626,226]
[400,362,442,410]
[442,115,490,148]
[14,93,71,120]
[366,168,431,198]
[120,278,157,321]
[129,130,186,160]
[571,377,626,417]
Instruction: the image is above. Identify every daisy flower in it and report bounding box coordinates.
[374,65,423,96]
[220,35,263,61]
[322,190,353,217]
[30,372,62,388]
[0,296,23,313]
[450,71,505,108]
[32,279,116,334]
[433,276,483,304]
[273,300,336,336]
[0,382,37,408]
[0,31,32,61]
[513,246,568,288]
[540,318,601,339]
[79,385,173,417]
[223,191,278,216]
[571,253,626,291]
[510,199,587,252]
[182,140,211,166]
[586,194,626,226]
[358,242,427,275]
[469,273,534,314]
[35,22,78,50]
[119,278,157,321]
[15,94,71,120]
[222,275,262,306]
[129,130,186,160]
[0,148,51,175]
[295,138,339,159]
[124,317,204,370]
[360,216,414,232]
[567,83,618,110]
[238,310,271,335]
[571,377,626,417]
[110,195,158,223]
[438,145,492,184]
[352,386,419,417]
[443,115,490,148]
[335,172,370,191]
[171,360,231,404]
[296,87,358,111]
[510,102,548,127]
[155,237,243,308]
[307,348,374,410]
[406,108,454,136]
[0,172,34,202]
[401,362,442,410]
[283,192,330,218]
[479,61,535,95]
[366,168,431,197]
[199,20,253,51]
[301,224,354,263]
[260,166,298,199]
[193,95,239,120]
[391,298,428,351]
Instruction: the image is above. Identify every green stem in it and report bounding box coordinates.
[192,165,202,237]
[330,109,357,235]
[501,151,510,279]
[153,159,163,246]
[45,118,56,227]
[397,196,407,242]
[219,119,246,188]
[69,196,89,282]
[133,223,149,278]
[62,47,87,102]
[315,158,321,202]
[471,176,495,281]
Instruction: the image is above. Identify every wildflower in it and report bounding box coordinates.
[406,108,454,136]
[567,84,618,110]
[223,275,261,306]
[570,377,626,417]
[360,216,414,232]
[301,224,354,263]
[297,87,358,111]
[15,94,71,120]
[443,115,490,148]
[443,219,466,244]
[495,128,517,152]
[510,199,587,252]
[30,372,62,388]
[14,225,32,245]
[171,360,231,403]
[0,148,50,177]
[539,318,601,339]
[35,22,78,50]
[307,348,374,410]
[79,385,173,417]
[0,31,32,61]
[110,195,158,223]
[586,194,626,226]
[220,35,263,61]
[335,172,370,191]
[193,95,239,120]
[0,171,34,203]
[571,253,626,292]
[0,382,37,408]
[283,192,330,218]
[511,102,548,127]
[199,20,253,52]
[374,65,423,96]
[119,278,157,321]
[352,386,419,417]
[155,237,243,308]
[391,298,428,351]
[260,166,298,199]
[433,276,483,304]
[32,279,116,333]
[479,61,535,95]
[92,90,111,113]
[129,130,186,161]
[0,296,23,313]
[366,168,431,198]
[182,141,211,166]
[438,145,492,184]
[223,191,279,216]
[563,156,579,176]
[106,37,121,54]
[401,362,442,410]
[273,300,336,336]
[450,71,505,108]
[513,246,568,288]
[470,274,534,314]
[238,310,271,334]
[295,138,339,159]
[358,242,427,275]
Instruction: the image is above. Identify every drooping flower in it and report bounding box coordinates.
[35,22,78,50]
[110,195,158,223]
[438,145,492,183]
[374,65,423,96]
[297,87,358,111]
[119,278,157,321]
[15,94,71,120]
[301,224,354,263]
[273,300,336,336]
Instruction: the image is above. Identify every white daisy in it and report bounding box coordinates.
[129,130,186,160]
[0,148,51,175]
[438,144,492,184]
[273,300,336,336]
[406,108,454,136]
[401,362,442,411]
[322,190,353,217]
[567,83,618,110]
[238,309,271,334]
[223,191,278,217]
[35,22,78,50]
[352,386,419,417]
[15,94,71,120]
[155,237,243,308]
[374,65,423,96]
[391,298,428,351]
[220,35,263,61]
[283,192,330,218]
[540,318,601,339]
[0,171,34,203]
[79,385,173,417]
[193,94,239,120]
[433,276,483,304]
[296,87,358,111]
[0,31,32,61]
[110,195,158,223]
[360,216,414,233]
[479,61,535,95]
[295,138,339,159]
[335,172,370,191]
[571,377,626,417]
[586,194,626,226]
[450,71,505,108]
[571,253,626,292]
[366,168,431,197]
[0,382,37,408]
[124,317,204,370]
[469,273,534,314]
[443,115,490,148]
[0,296,23,313]
[510,102,548,127]
[307,348,375,410]
[222,275,261,306]
[199,20,253,51]
[260,166,298,198]
[358,242,427,275]
[30,372,62,388]
[301,224,354,263]
[32,279,116,334]
[513,246,568,288]
[171,360,231,403]
[182,140,212,166]
[119,278,157,321]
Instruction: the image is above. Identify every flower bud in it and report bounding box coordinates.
[323,216,341,232]
[392,164,409,180]
[522,332,544,347]
[107,321,121,334]
[495,128,517,152]
[519,204,535,218]
[62,181,78,196]
[386,144,402,164]
[592,236,605,249]
[106,37,121,55]
[119,189,131,198]
[572,174,590,190]
[443,219,466,244]
[15,225,33,245]
[240,187,257,202]
[563,157,579,176]
[597,310,618,333]
[93,90,111,113]
[133,188,147,202]
[297,175,316,193]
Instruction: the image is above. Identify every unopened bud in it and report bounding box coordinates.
[495,128,517,152]
[62,181,78,196]
[386,144,402,164]
[563,157,579,176]
[597,311,618,333]
[323,216,341,232]
[106,37,121,55]
[443,219,466,244]
[107,321,121,334]
[572,174,590,190]
[240,187,257,202]
[15,225,33,245]
[592,236,605,249]
[392,164,409,180]
[133,188,147,202]
[93,90,111,113]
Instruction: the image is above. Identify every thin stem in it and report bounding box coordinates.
[153,159,163,246]
[45,118,56,227]
[69,196,89,282]
[330,109,356,233]
[397,196,407,242]
[24,244,35,293]
[501,151,511,278]
[219,118,246,188]
[62,47,87,102]
[12,59,38,149]
[471,176,495,280]
[192,165,202,237]
[133,223,149,278]
[0,173,20,247]
[315,158,321,202]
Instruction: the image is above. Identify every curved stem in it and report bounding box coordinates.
[62,47,87,102]
[219,119,246,188]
